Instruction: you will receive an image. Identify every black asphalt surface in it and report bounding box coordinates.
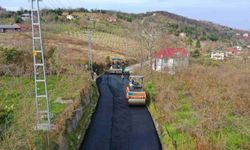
[80,74,162,150]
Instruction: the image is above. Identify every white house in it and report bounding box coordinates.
[66,15,76,20]
[152,48,189,73]
[179,32,186,38]
[211,50,226,60]
[236,33,241,36]
[243,33,249,38]
[235,46,242,51]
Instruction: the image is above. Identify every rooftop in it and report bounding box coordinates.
[154,48,189,58]
[0,24,20,29]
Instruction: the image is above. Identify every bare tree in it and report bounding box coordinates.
[140,16,160,71]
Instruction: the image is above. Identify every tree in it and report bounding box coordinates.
[54,15,59,21]
[105,56,111,68]
[15,16,23,23]
[141,20,159,71]
[186,37,193,46]
[209,33,219,41]
[196,40,201,48]
[190,49,200,58]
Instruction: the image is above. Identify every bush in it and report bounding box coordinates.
[0,47,24,64]
[0,12,14,18]
[190,49,200,58]
[117,14,133,22]
[208,33,219,41]
[195,40,201,48]
[51,9,63,16]
[186,37,193,46]
[15,16,23,23]
[145,81,156,102]
[92,62,106,75]
[105,56,111,68]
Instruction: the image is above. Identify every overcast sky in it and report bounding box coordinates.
[0,0,250,31]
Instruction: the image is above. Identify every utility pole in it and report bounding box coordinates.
[31,1,51,148]
[87,30,94,80]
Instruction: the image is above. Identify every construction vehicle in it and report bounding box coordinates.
[126,75,147,105]
[107,57,129,74]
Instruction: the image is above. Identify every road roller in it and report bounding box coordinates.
[126,75,147,105]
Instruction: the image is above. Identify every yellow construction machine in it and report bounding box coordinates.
[126,75,147,105]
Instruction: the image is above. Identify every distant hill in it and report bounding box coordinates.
[111,10,250,44]
[0,6,6,12]
[1,8,250,64]
[61,9,250,46]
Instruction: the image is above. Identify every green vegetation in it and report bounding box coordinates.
[145,82,156,103]
[0,47,24,64]
[144,60,250,150]
[190,49,201,58]
[1,7,250,150]
[0,75,90,149]
[117,14,134,22]
[208,33,219,41]
[67,83,99,150]
[15,16,23,23]
[195,40,201,48]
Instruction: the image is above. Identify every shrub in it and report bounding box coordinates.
[186,37,193,46]
[145,61,250,149]
[190,49,200,58]
[117,14,133,22]
[51,9,63,16]
[0,47,24,64]
[195,40,201,48]
[145,81,156,102]
[105,56,111,68]
[15,16,23,23]
[208,33,219,41]
[92,62,106,75]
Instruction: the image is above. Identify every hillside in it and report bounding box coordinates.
[0,8,250,149]
[0,9,250,68]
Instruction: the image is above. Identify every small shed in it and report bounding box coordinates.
[152,48,189,73]
[0,24,21,33]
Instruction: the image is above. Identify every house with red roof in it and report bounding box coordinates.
[225,47,240,56]
[152,48,189,73]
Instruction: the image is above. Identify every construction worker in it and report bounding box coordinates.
[129,79,135,90]
[121,61,125,73]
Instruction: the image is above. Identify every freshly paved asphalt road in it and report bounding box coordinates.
[80,74,162,150]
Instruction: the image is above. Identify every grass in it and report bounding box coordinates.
[144,60,250,150]
[44,22,81,33]
[0,74,90,149]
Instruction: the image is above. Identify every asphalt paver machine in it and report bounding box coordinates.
[108,57,124,74]
[107,57,129,75]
